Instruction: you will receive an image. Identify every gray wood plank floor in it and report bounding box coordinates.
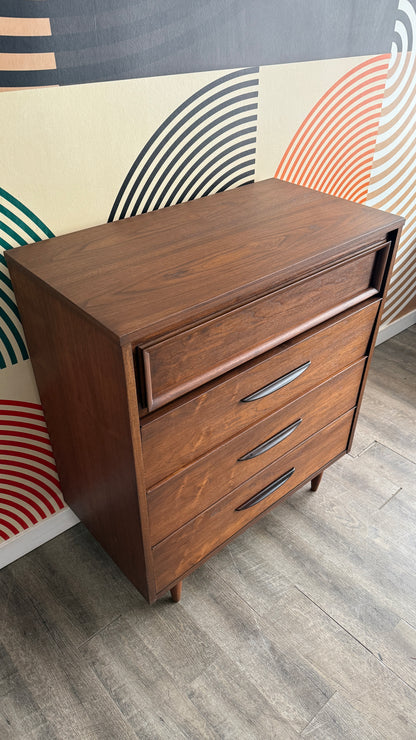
[1,327,415,739]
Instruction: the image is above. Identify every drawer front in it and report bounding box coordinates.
[142,246,385,411]
[141,299,379,488]
[153,410,354,593]
[148,359,364,544]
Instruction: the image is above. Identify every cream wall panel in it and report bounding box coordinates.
[255,56,370,181]
[0,359,40,403]
[0,69,231,236]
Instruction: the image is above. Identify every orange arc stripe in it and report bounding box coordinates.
[315,138,376,193]
[0,52,56,71]
[285,82,386,185]
[331,157,374,198]
[303,115,381,191]
[276,56,390,180]
[0,17,51,36]
[300,106,382,190]
[290,86,386,185]
[312,130,378,187]
[276,58,389,179]
[340,171,373,202]
[326,165,372,200]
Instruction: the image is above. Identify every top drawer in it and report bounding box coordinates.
[140,243,388,411]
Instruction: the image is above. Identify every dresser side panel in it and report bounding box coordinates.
[347,227,403,451]
[8,263,149,599]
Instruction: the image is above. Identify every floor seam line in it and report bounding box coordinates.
[77,614,122,647]
[296,587,416,695]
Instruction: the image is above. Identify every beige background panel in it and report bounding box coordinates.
[255,56,371,182]
[0,68,229,236]
[0,360,40,403]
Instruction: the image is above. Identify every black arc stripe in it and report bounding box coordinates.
[108,66,259,221]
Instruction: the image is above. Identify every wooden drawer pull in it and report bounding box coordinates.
[241,361,311,403]
[235,467,295,510]
[238,418,302,462]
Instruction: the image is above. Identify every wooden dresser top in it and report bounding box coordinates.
[7,179,403,344]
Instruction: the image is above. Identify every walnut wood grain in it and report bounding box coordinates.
[311,472,324,492]
[5,179,404,604]
[147,359,365,545]
[5,179,403,347]
[152,411,354,593]
[170,582,182,603]
[7,262,151,599]
[143,247,382,410]
[141,300,379,489]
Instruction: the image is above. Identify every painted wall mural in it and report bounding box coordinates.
[0,400,63,539]
[109,67,259,221]
[1,0,415,547]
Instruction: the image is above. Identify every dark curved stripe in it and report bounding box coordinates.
[0,271,13,290]
[0,351,5,370]
[397,8,414,50]
[0,0,50,17]
[0,304,27,361]
[53,0,246,86]
[0,189,54,238]
[0,287,21,320]
[0,320,17,366]
[50,0,210,50]
[134,101,258,216]
[0,222,26,247]
[125,86,258,217]
[194,158,256,200]
[0,36,54,54]
[162,130,257,209]
[186,149,256,202]
[139,97,258,214]
[215,171,255,194]
[0,69,58,88]
[108,66,259,221]
[0,204,40,244]
[202,166,256,198]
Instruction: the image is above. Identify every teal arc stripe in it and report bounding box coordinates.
[0,286,21,321]
[0,314,18,365]
[0,204,41,244]
[0,222,26,247]
[0,304,27,362]
[0,188,54,239]
[0,271,13,290]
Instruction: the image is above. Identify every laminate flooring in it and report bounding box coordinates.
[1,326,415,739]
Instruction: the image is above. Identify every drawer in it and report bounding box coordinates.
[148,358,365,544]
[152,410,354,593]
[141,299,379,488]
[141,244,387,411]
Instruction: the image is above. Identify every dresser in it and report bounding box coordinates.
[6,179,404,604]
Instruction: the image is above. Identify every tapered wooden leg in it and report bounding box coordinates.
[311,471,324,492]
[170,581,182,603]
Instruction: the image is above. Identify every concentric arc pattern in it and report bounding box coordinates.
[0,400,63,542]
[109,67,259,222]
[366,0,416,324]
[0,187,54,369]
[275,54,390,204]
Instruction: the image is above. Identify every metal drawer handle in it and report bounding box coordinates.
[235,467,295,511]
[238,418,302,461]
[241,361,311,403]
